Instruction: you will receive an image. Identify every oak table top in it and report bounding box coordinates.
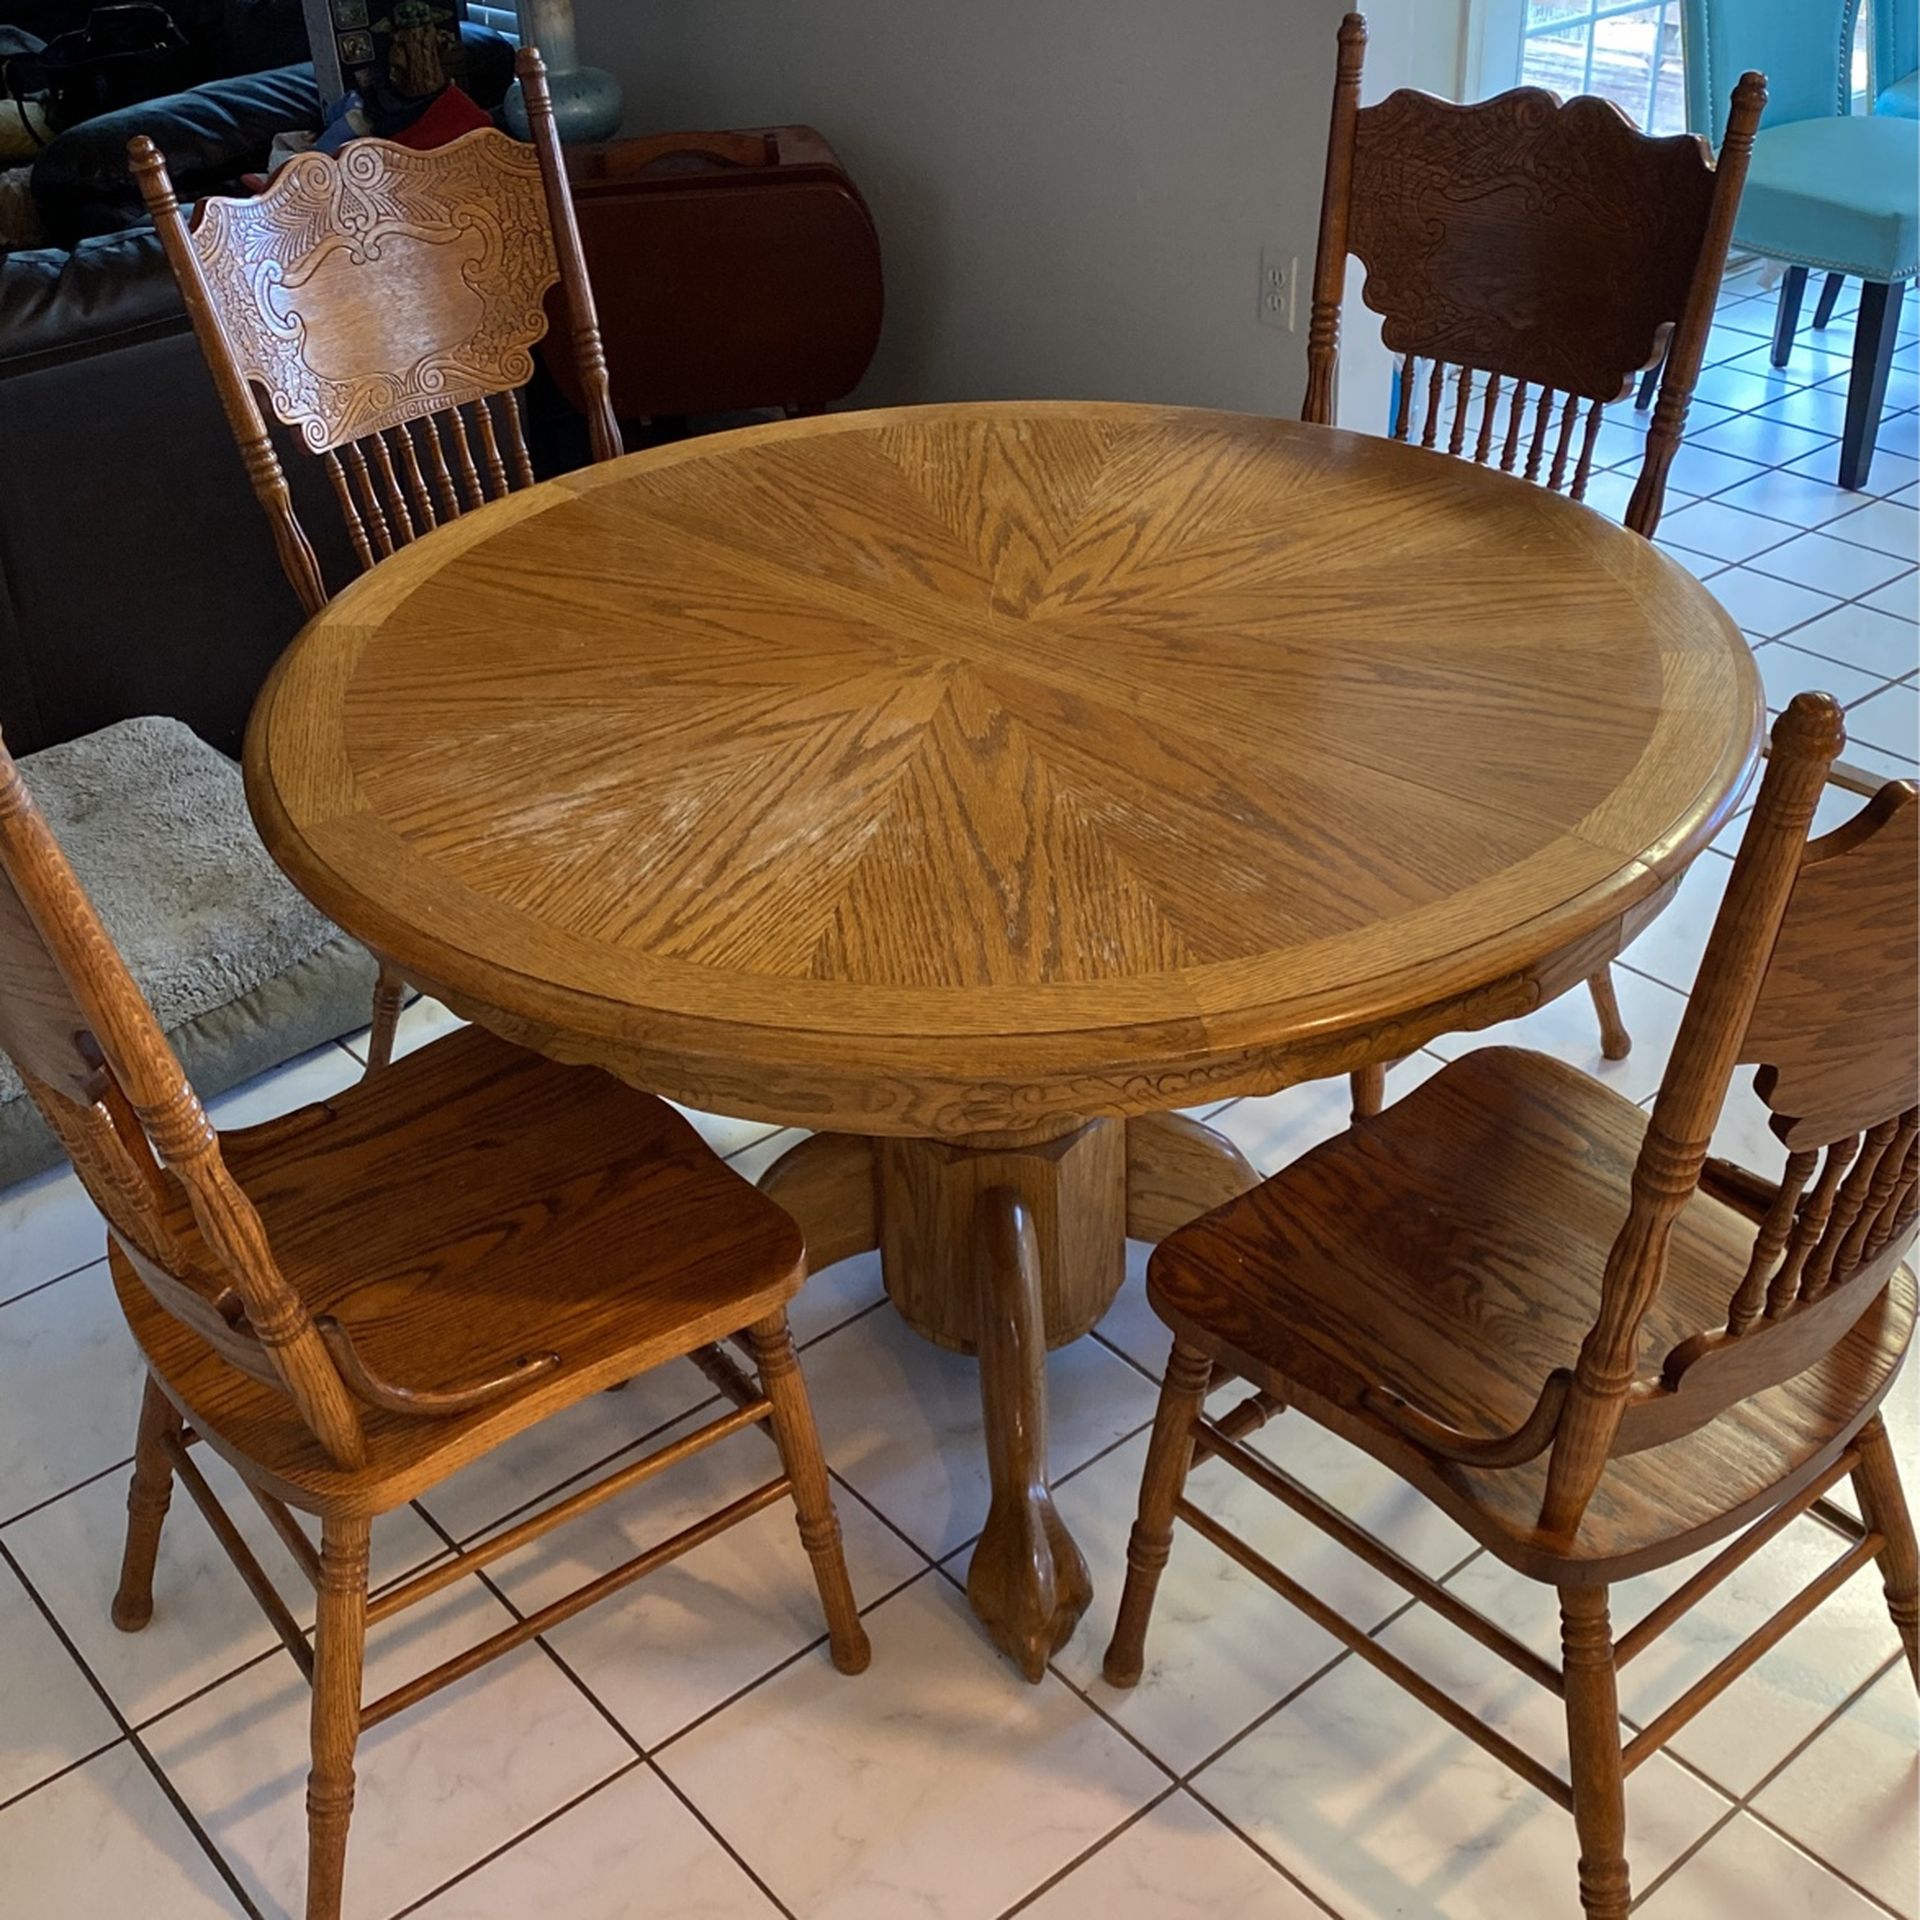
[246,401,1760,1139]
[245,400,1761,1680]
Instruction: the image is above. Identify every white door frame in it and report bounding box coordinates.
[1465,0,1526,100]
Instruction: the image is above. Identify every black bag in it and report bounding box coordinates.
[5,6,193,140]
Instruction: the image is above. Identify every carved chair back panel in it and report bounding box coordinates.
[1612,777,1918,1457]
[1347,90,1717,405]
[1304,19,1762,548]
[1743,785,1920,1151]
[188,131,561,456]
[135,49,620,616]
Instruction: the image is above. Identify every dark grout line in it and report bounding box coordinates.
[993,1787,1184,1919]
[0,1452,134,1533]
[404,1497,655,1769]
[0,1250,110,1314]
[1626,1650,1909,1918]
[646,1756,804,1920]
[383,1757,648,1919]
[377,1495,809,1920]
[0,1732,124,1818]
[0,1539,267,1920]
[823,1461,940,1578]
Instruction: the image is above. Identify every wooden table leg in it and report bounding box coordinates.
[753,1109,1259,1683]
[757,1132,880,1270]
[1123,1111,1260,1240]
[967,1187,1093,1680]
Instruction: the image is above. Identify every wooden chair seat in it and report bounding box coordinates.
[115,1025,803,1517]
[1149,1046,1915,1581]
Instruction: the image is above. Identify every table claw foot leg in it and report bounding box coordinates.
[966,1184,1092,1682]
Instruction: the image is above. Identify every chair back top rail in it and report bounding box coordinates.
[128,45,621,617]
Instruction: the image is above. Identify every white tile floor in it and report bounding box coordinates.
[1,260,1916,1919]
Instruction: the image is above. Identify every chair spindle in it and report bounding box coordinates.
[1569,399,1607,502]
[322,451,377,573]
[1474,370,1502,465]
[1420,357,1448,449]
[1447,364,1474,456]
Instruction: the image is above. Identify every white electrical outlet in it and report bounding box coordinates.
[1258,248,1297,333]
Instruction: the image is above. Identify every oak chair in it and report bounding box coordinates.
[0,729,867,1920]
[1105,692,1917,1920]
[130,45,623,1070]
[1302,13,1767,1116]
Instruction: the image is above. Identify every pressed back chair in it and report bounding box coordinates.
[131,44,623,1069]
[0,729,867,1920]
[1104,691,1917,1920]
[1302,13,1766,1116]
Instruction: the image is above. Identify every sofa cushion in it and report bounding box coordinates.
[0,226,184,369]
[1735,115,1920,283]
[30,60,322,244]
[0,717,377,1186]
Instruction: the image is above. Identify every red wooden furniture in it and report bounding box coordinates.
[546,126,884,422]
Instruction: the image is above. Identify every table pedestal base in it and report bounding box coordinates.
[759,1111,1258,1680]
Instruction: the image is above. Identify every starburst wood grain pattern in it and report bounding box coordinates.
[246,397,1760,1681]
[248,402,1759,1136]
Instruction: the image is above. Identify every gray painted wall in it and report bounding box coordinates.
[574,1,1350,415]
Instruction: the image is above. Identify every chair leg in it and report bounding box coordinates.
[748,1311,871,1675]
[1351,1063,1387,1119]
[1103,1338,1213,1687]
[1771,265,1809,369]
[364,963,406,1074]
[1588,968,1631,1061]
[1841,281,1906,492]
[1853,1413,1920,1685]
[1812,271,1846,331]
[306,1516,370,1920]
[112,1374,182,1631]
[1561,1584,1631,1920]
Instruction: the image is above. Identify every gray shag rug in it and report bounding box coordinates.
[0,717,378,1185]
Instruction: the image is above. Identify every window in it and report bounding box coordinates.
[1475,0,1874,131]
[1518,3,1686,133]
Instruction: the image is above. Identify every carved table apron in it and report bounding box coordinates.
[244,401,1762,1680]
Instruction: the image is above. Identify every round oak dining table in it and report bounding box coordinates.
[245,400,1761,1681]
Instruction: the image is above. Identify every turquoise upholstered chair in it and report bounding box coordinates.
[1780,3,1919,357]
[1678,0,1916,488]
[1877,0,1918,115]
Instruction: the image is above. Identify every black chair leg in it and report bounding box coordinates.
[1812,272,1845,331]
[1840,280,1905,491]
[1771,265,1808,369]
